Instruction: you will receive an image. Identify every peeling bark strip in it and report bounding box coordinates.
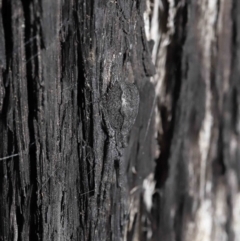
[0,0,155,241]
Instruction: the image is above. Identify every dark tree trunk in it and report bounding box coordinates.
[1,0,240,241]
[0,0,155,240]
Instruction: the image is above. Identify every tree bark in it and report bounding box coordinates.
[0,0,155,240]
[1,0,240,241]
[146,0,240,241]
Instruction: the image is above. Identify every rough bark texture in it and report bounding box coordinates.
[0,0,155,240]
[0,0,240,241]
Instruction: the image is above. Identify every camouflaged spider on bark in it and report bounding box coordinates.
[102,70,140,149]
